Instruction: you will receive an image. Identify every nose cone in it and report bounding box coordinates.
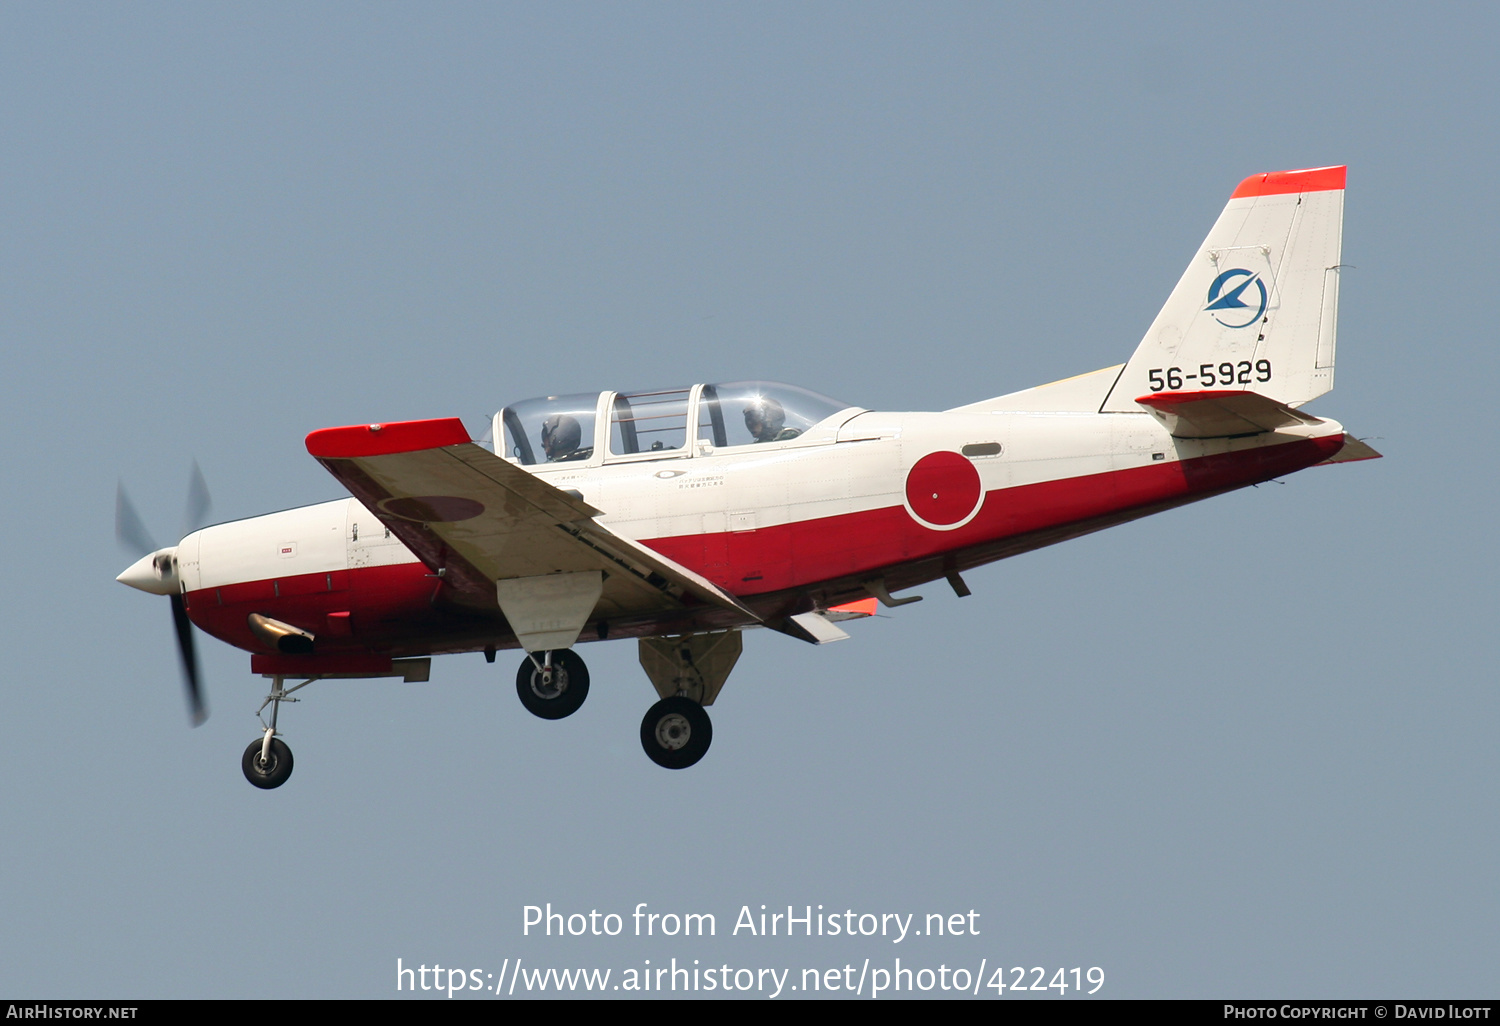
[116,547,180,595]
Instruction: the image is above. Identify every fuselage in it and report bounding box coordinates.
[171,405,1345,663]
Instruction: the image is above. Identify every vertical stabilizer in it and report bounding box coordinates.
[1101,166,1346,412]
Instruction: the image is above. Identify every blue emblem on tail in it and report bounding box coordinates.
[1205,269,1268,329]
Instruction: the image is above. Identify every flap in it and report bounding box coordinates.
[779,611,851,645]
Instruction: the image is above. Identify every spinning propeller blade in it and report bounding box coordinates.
[170,592,207,726]
[115,466,213,727]
[185,461,212,535]
[115,484,157,558]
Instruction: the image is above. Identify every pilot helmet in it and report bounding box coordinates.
[743,396,787,441]
[541,413,583,458]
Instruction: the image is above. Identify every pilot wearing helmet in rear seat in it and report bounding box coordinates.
[541,414,589,462]
[743,396,801,443]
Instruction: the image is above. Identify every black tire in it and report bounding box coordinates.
[242,737,294,789]
[639,696,712,769]
[515,649,590,720]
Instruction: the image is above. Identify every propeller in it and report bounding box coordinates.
[115,465,213,727]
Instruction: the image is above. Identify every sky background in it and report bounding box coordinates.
[3,1,1494,999]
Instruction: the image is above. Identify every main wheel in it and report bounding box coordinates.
[639,696,712,769]
[242,737,294,789]
[515,649,590,719]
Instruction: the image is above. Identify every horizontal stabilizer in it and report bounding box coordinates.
[1134,389,1323,438]
[825,597,878,621]
[1318,434,1382,465]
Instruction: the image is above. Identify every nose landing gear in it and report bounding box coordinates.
[235,659,429,789]
[240,674,310,789]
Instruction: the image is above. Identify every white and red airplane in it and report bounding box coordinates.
[118,165,1377,789]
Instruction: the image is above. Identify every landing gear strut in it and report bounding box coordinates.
[640,696,712,769]
[516,649,590,719]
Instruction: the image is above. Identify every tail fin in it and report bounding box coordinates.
[1101,166,1346,412]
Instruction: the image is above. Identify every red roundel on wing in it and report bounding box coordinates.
[905,451,982,526]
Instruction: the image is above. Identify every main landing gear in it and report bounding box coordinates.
[510,639,726,769]
[515,649,590,719]
[640,696,712,769]
[633,632,740,770]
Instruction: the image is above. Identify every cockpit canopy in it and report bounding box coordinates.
[497,382,856,467]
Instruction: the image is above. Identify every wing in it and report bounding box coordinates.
[305,418,762,640]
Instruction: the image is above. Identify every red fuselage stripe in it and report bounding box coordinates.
[643,433,1339,594]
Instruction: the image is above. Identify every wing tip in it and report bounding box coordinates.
[306,418,472,459]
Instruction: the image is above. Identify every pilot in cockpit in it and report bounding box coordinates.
[541,413,589,462]
[743,397,801,443]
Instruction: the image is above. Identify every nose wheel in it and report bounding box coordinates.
[242,735,294,789]
[516,649,590,719]
[640,696,712,769]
